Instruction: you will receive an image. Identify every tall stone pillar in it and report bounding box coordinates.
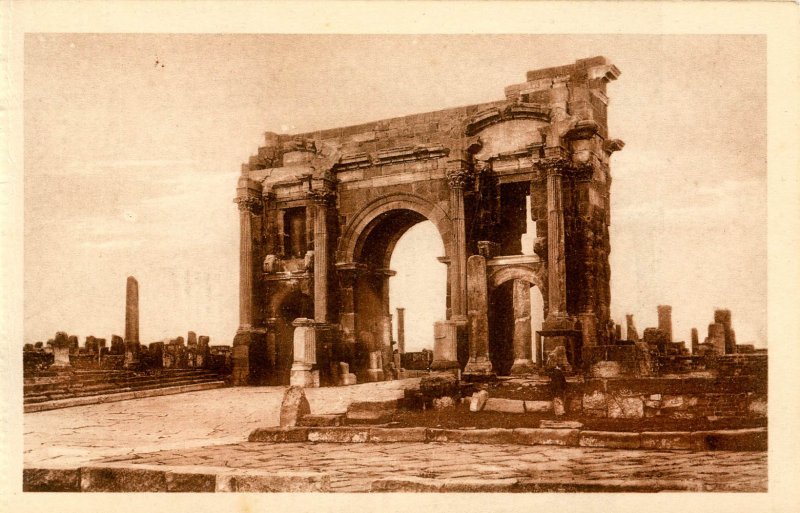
[657,305,673,342]
[308,186,335,324]
[124,276,140,369]
[232,176,263,386]
[445,157,471,321]
[691,328,699,355]
[463,254,494,378]
[396,307,405,354]
[510,279,535,375]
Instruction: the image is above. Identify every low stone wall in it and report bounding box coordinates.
[572,377,766,420]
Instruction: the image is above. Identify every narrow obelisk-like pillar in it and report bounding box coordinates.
[396,307,406,354]
[125,276,139,345]
[124,276,140,369]
[510,279,535,375]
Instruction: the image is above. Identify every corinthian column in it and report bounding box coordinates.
[308,186,336,324]
[232,176,262,386]
[235,189,262,329]
[445,158,472,321]
[542,157,568,320]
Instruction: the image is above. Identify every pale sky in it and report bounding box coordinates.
[23,34,766,349]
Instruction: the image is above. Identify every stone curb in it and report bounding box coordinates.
[247,426,767,451]
[371,476,707,493]
[24,381,226,413]
[24,464,331,492]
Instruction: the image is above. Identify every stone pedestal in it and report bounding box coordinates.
[431,321,460,371]
[290,318,318,388]
[366,351,384,382]
[625,314,639,342]
[510,280,535,375]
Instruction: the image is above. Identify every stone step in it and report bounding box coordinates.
[24,371,225,395]
[24,377,225,403]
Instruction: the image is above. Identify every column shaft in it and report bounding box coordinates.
[546,166,567,318]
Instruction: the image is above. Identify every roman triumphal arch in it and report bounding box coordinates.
[232,57,624,386]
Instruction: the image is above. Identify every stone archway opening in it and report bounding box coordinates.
[350,209,448,381]
[487,276,545,376]
[389,221,446,354]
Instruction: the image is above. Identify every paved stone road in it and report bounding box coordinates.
[24,379,419,467]
[103,441,766,492]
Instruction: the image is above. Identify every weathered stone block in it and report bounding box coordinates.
[484,397,526,414]
[232,471,331,492]
[524,400,553,413]
[693,428,767,451]
[432,396,456,409]
[513,428,580,446]
[579,431,641,449]
[607,396,644,419]
[641,431,702,451]
[279,386,311,427]
[469,390,489,412]
[165,469,218,492]
[23,468,81,492]
[297,414,344,427]
[248,427,309,442]
[582,390,607,410]
[368,427,427,443]
[346,399,398,421]
[371,476,444,492]
[80,466,167,492]
[307,427,370,443]
[426,428,517,444]
[539,420,583,429]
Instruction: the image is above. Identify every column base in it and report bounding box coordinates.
[510,359,536,376]
[232,330,253,386]
[366,368,385,382]
[290,363,317,387]
[463,356,495,381]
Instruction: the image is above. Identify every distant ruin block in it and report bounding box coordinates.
[34,341,43,349]
[187,331,197,347]
[110,335,124,355]
[705,322,726,354]
[714,309,735,354]
[68,335,79,354]
[52,332,71,368]
[85,336,98,354]
[657,305,673,343]
[625,314,639,342]
[691,328,699,354]
[642,328,669,354]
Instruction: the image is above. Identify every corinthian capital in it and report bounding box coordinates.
[234,196,263,214]
[307,188,336,206]
[535,156,571,177]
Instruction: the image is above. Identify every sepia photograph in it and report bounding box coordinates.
[3,2,800,512]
